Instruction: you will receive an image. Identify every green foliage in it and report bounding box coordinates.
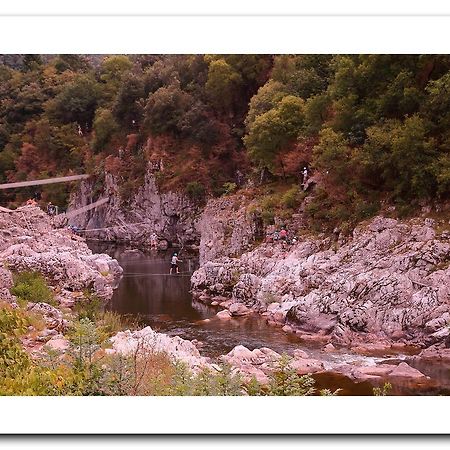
[68,317,101,371]
[222,182,237,195]
[312,128,352,184]
[266,354,316,396]
[244,95,305,169]
[281,185,301,209]
[205,58,243,113]
[0,304,29,337]
[2,53,450,225]
[93,108,118,151]
[113,73,145,127]
[99,55,133,101]
[73,290,103,321]
[185,181,206,202]
[373,382,392,396]
[144,84,193,135]
[10,271,55,306]
[47,75,100,128]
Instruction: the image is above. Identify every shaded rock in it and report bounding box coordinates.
[229,302,251,316]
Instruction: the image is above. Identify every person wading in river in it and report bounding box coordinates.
[170,252,183,274]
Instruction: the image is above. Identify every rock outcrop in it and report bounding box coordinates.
[0,206,122,300]
[192,216,450,348]
[68,170,200,248]
[109,326,212,372]
[197,195,263,265]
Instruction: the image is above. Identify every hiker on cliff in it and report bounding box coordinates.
[301,166,309,190]
[280,226,288,249]
[170,252,183,274]
[47,202,56,216]
[150,232,158,250]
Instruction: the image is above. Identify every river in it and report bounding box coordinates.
[88,242,450,396]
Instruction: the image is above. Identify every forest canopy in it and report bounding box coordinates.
[0,54,449,223]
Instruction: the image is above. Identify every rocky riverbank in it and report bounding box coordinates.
[192,215,450,358]
[0,205,446,394]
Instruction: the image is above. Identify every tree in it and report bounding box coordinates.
[53,54,90,74]
[100,55,133,102]
[244,95,305,169]
[361,116,437,199]
[47,75,100,129]
[245,80,287,130]
[144,84,193,135]
[205,58,242,113]
[113,73,145,127]
[93,108,118,152]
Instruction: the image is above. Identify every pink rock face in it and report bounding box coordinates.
[229,303,251,316]
[351,342,393,356]
[44,337,70,352]
[289,358,324,375]
[293,349,310,359]
[216,310,232,320]
[417,346,450,361]
[296,332,331,344]
[331,361,428,383]
[192,214,450,350]
[389,362,427,379]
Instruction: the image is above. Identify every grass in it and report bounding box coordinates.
[10,272,56,307]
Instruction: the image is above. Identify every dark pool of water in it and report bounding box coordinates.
[88,242,450,396]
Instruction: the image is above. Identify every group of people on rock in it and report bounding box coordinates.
[265,225,298,249]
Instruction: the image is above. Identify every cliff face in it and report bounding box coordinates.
[68,170,201,248]
[197,195,264,265]
[192,216,450,349]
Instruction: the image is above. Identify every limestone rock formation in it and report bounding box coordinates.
[68,171,200,248]
[0,206,122,300]
[192,216,450,348]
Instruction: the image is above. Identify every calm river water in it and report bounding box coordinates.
[88,242,450,396]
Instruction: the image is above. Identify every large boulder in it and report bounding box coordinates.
[109,326,211,372]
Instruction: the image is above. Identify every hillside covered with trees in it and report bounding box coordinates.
[1,54,450,230]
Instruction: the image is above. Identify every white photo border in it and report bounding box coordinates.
[0,14,449,435]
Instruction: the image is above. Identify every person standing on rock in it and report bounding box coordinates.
[170,252,183,274]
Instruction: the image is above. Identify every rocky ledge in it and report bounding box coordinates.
[192,215,450,351]
[0,205,123,301]
[108,326,212,372]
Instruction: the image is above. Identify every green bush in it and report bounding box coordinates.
[185,181,206,202]
[222,182,237,195]
[281,185,301,209]
[73,290,103,322]
[11,272,55,306]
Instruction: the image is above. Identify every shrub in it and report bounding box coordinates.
[373,382,392,396]
[73,290,103,322]
[11,272,55,306]
[185,181,206,202]
[222,182,237,195]
[281,185,300,209]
